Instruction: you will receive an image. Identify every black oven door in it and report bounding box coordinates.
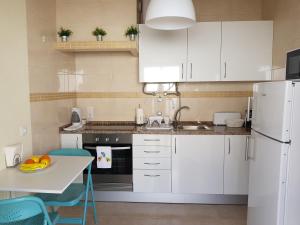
[83,145,132,175]
[286,49,300,80]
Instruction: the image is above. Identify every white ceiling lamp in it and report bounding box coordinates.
[145,0,196,30]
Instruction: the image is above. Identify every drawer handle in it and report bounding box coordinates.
[144,174,160,177]
[144,139,160,142]
[144,151,160,153]
[144,163,160,165]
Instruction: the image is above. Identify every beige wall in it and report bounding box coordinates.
[0,0,33,198]
[262,0,300,67]
[27,0,76,154]
[56,0,137,41]
[0,0,32,169]
[193,0,262,21]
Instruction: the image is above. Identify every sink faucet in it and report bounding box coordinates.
[173,106,190,129]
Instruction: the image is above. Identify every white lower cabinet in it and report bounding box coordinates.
[133,158,171,170]
[127,134,249,195]
[133,134,172,193]
[133,170,171,193]
[60,134,82,149]
[224,135,250,195]
[172,135,225,194]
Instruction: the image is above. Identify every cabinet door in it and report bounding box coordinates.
[221,21,273,81]
[60,134,82,149]
[224,135,249,195]
[187,22,221,81]
[172,135,224,194]
[139,25,187,82]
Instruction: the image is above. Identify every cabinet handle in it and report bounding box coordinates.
[190,63,193,79]
[76,136,79,149]
[144,151,160,154]
[144,163,160,165]
[245,136,250,161]
[144,139,160,142]
[181,63,185,80]
[224,62,227,79]
[228,138,231,154]
[175,137,177,155]
[144,174,160,177]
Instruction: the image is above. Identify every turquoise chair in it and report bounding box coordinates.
[0,196,54,225]
[36,148,97,225]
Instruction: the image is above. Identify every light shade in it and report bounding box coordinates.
[145,0,196,30]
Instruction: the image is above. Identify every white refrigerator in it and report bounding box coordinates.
[247,81,300,225]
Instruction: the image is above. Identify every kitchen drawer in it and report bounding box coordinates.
[133,134,171,146]
[133,170,171,193]
[133,158,171,170]
[133,146,171,158]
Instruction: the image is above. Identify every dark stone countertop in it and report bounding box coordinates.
[59,121,251,136]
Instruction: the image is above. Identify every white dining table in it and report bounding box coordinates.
[0,156,94,194]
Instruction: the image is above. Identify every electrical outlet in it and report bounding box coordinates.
[87,107,94,121]
[19,126,27,137]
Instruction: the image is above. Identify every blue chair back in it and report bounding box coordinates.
[0,196,52,224]
[48,148,91,157]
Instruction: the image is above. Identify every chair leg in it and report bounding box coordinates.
[82,168,91,225]
[89,173,98,224]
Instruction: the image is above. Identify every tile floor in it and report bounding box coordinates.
[59,202,247,225]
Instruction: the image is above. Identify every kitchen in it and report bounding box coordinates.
[0,0,299,225]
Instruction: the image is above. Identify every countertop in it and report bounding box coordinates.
[60,121,251,135]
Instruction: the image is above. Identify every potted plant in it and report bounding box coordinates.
[125,25,139,41]
[92,27,107,41]
[57,27,73,42]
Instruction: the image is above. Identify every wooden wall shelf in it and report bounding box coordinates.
[55,41,138,56]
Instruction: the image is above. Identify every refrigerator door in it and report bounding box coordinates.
[247,131,289,225]
[252,81,293,142]
[285,82,300,225]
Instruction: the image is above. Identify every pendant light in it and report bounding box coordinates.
[145,0,196,30]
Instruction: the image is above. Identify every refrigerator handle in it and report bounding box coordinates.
[245,136,250,161]
[228,137,231,155]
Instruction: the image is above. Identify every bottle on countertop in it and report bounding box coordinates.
[136,104,144,125]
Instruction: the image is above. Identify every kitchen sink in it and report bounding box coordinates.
[177,125,212,131]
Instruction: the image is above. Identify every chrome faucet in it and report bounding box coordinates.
[173,106,190,129]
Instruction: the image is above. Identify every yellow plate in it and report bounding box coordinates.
[18,162,51,173]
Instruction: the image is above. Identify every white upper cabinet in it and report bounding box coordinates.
[221,21,273,81]
[187,22,222,81]
[224,135,250,195]
[139,21,273,82]
[139,25,187,83]
[172,135,224,194]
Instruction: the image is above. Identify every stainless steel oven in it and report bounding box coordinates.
[82,133,132,191]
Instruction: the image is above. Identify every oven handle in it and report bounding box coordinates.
[84,146,131,151]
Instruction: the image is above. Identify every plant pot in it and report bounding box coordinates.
[129,34,136,41]
[96,35,103,41]
[61,36,68,42]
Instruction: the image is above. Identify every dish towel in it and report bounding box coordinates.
[96,146,112,169]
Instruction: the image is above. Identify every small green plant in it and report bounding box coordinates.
[57,27,73,37]
[92,27,107,36]
[125,25,139,37]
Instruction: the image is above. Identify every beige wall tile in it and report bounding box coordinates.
[77,96,248,122]
[27,0,76,93]
[75,53,139,92]
[27,0,76,153]
[55,0,258,121]
[31,99,75,154]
